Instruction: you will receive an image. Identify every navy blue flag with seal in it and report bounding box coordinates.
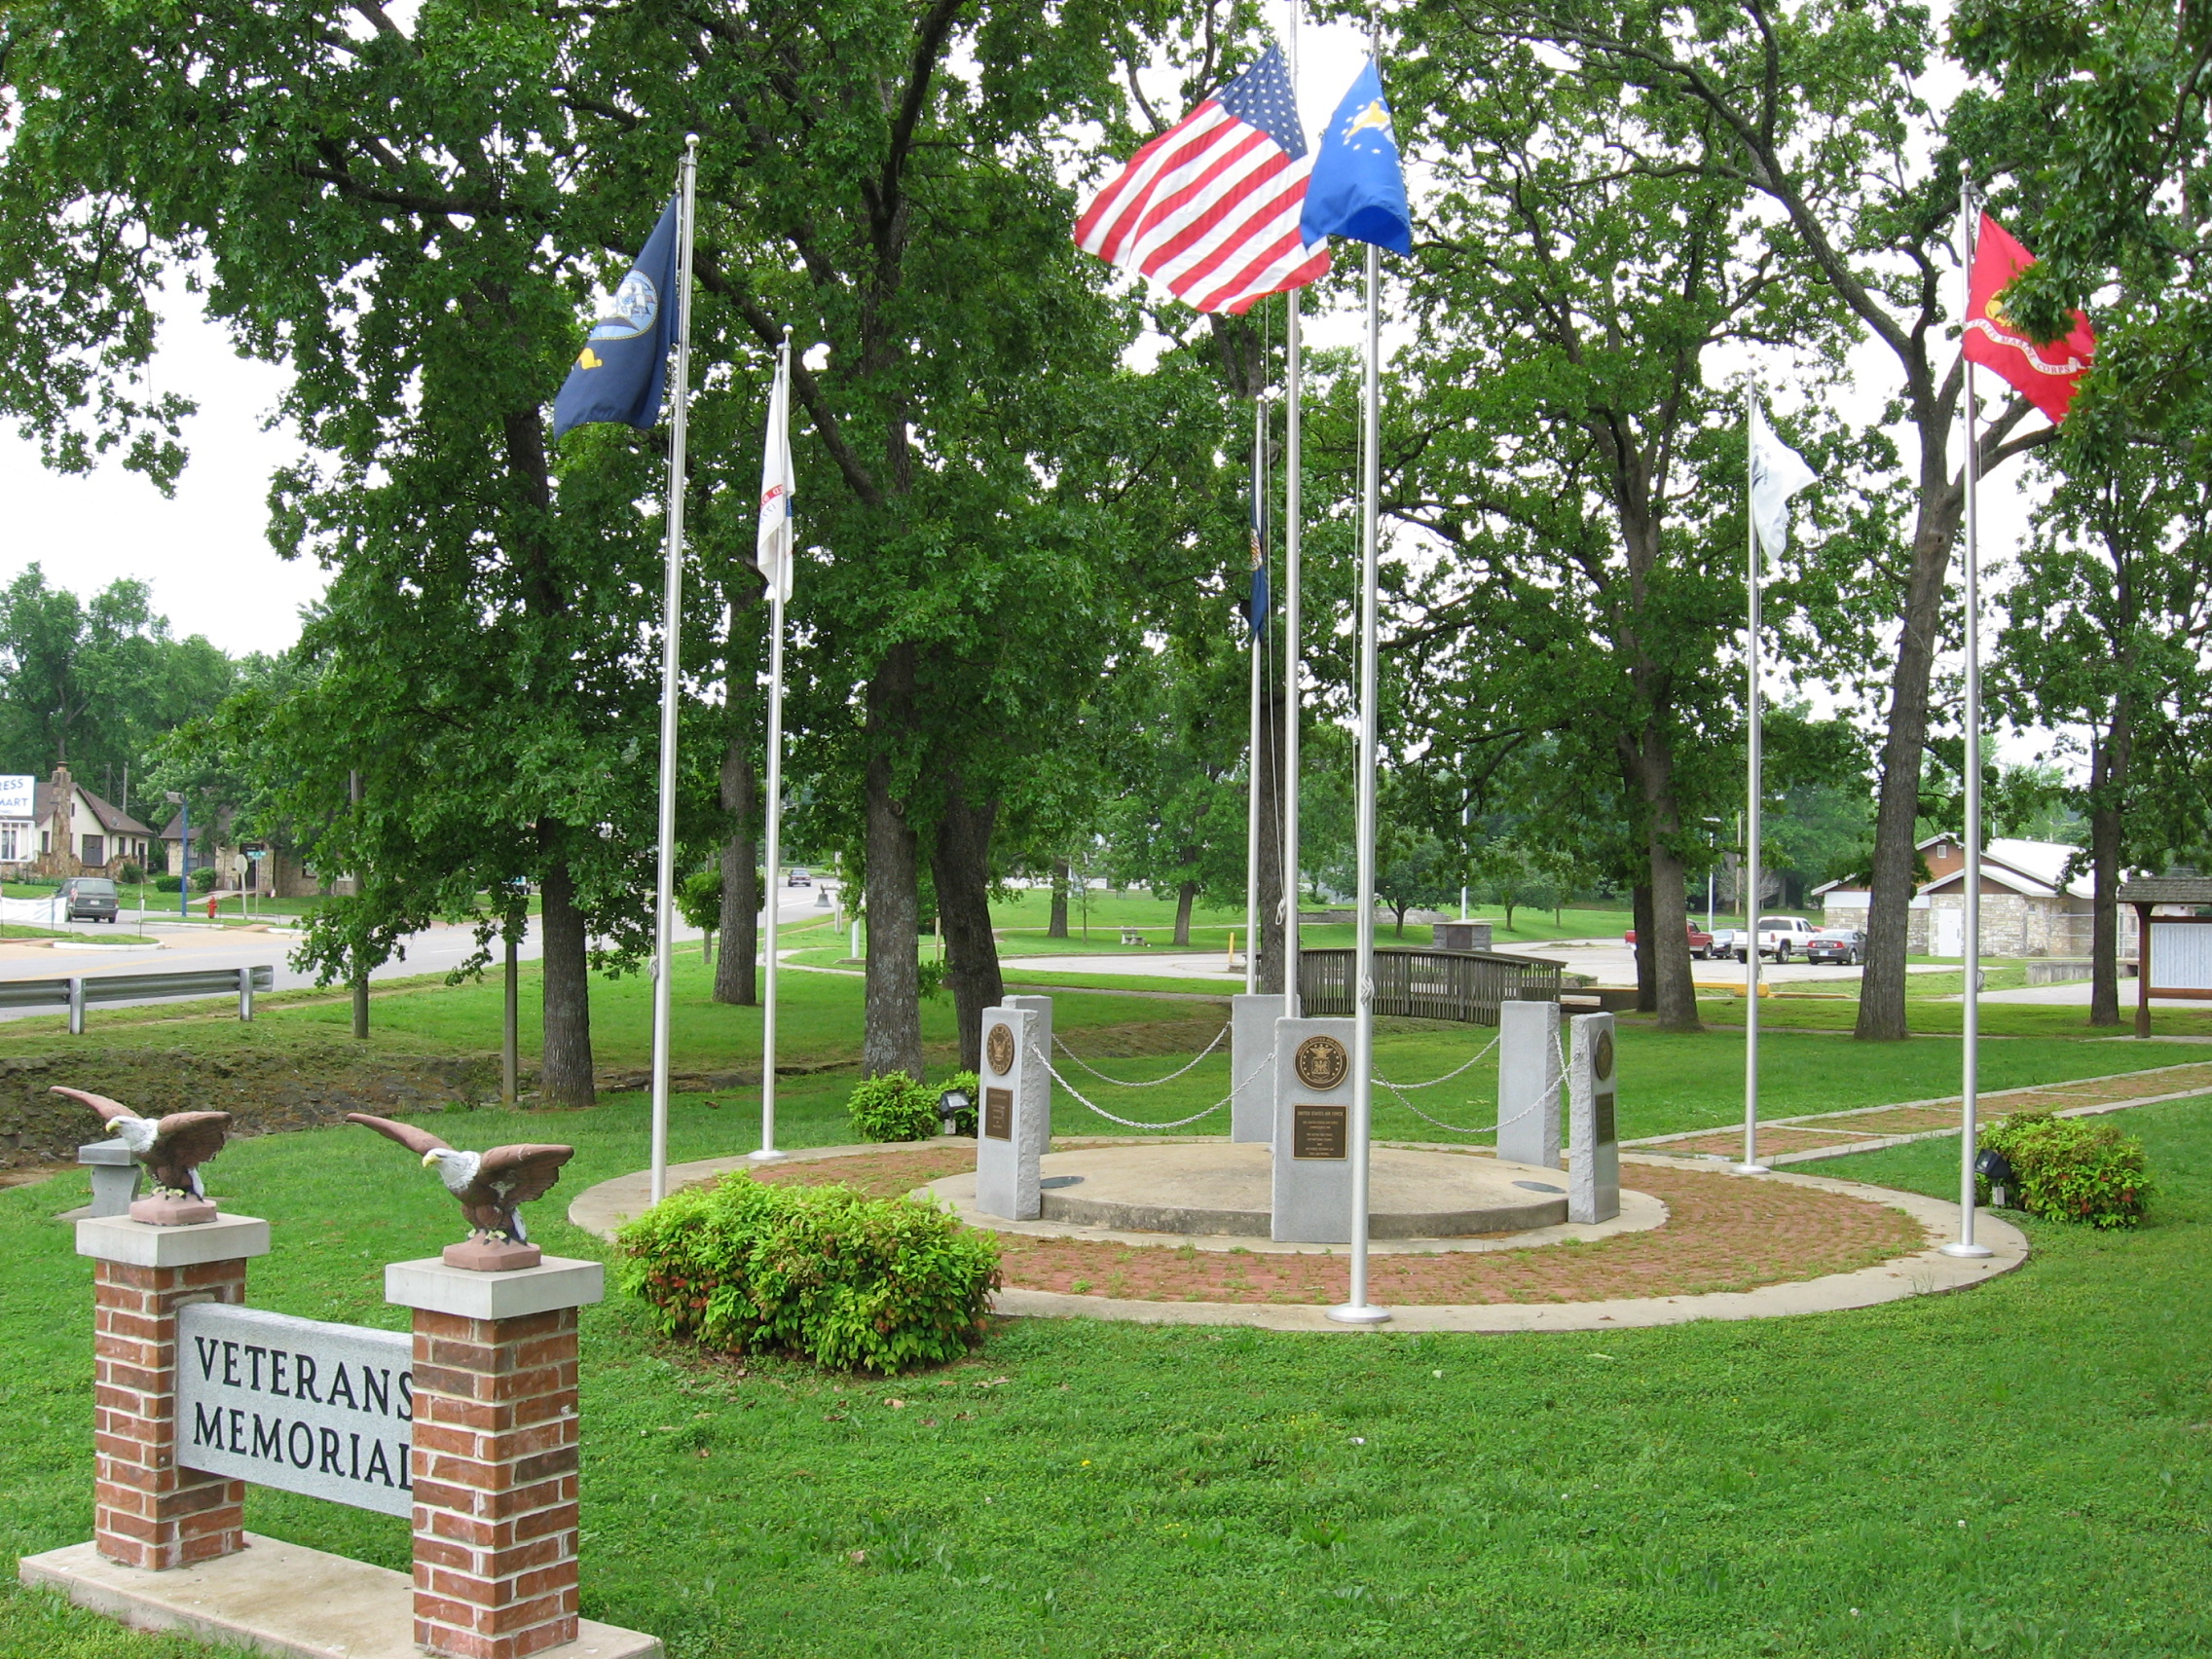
[1298,59,1413,254]
[1242,473,1270,640]
[552,194,682,438]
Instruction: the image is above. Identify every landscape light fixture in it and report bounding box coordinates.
[937,1086,975,1138]
[1973,1147,2015,1210]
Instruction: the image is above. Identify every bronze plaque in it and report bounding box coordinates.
[985,1023,1015,1077]
[1292,1102,1348,1161]
[983,1088,1013,1141]
[1594,1029,1615,1083]
[1293,1034,1349,1090]
[1595,1089,1616,1146]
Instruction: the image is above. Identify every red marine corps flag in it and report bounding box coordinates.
[1962,211,2096,424]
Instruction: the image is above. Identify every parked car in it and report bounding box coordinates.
[1806,928,1867,966]
[62,876,120,923]
[1752,915,1821,962]
[1624,921,1719,959]
[1710,927,1746,959]
[786,868,811,887]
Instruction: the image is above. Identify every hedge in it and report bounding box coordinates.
[847,1071,940,1142]
[1978,1111,2154,1230]
[617,1174,1000,1374]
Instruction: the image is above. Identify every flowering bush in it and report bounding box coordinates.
[1978,1112,2153,1230]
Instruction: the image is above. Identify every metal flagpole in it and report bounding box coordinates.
[1944,188,1995,1258]
[1281,0,1303,1021]
[753,332,793,1165]
[1245,388,1266,996]
[1329,225,1389,1326]
[647,134,701,1207]
[1736,386,1769,1176]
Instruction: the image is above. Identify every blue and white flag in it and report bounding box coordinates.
[756,340,795,604]
[1242,474,1269,640]
[552,195,682,438]
[1298,60,1413,254]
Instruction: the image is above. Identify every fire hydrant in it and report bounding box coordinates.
[206,895,217,921]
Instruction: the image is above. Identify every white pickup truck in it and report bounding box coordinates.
[1723,916,1821,963]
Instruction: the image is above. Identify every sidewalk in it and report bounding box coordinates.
[1628,1059,2212,1165]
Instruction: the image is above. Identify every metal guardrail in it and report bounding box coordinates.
[1298,947,1562,1026]
[0,966,275,1033]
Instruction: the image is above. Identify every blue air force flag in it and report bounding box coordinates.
[1298,60,1413,254]
[552,195,682,438]
[1242,471,1269,640]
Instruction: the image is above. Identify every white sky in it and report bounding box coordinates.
[0,5,2059,772]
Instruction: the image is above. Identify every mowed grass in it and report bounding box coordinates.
[3,1076,2209,1656]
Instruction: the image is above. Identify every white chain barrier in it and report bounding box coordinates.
[1370,1032,1501,1090]
[1035,1045,1247,1130]
[1051,1023,1230,1088]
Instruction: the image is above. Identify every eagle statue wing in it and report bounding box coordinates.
[51,1086,142,1126]
[146,1112,232,1195]
[344,1113,453,1157]
[475,1144,576,1209]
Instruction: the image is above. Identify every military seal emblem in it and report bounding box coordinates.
[1293,1034,1349,1090]
[986,1023,1015,1076]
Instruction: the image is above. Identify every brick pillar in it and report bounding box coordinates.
[75,1214,272,1570]
[387,1257,604,1659]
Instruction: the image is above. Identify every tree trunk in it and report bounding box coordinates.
[1631,884,1656,1014]
[932,775,1003,1073]
[1857,475,1965,1041]
[1253,679,1287,995]
[1172,867,1198,947]
[535,830,595,1106]
[863,646,925,1080]
[1628,728,1701,1031]
[716,729,759,1006]
[1048,859,1070,939]
[2087,696,2132,1027]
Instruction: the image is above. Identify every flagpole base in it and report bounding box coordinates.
[748,1149,789,1164]
[1325,1303,1392,1326]
[1730,1162,1771,1176]
[1938,1240,1994,1259]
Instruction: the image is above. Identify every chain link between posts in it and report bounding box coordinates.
[1051,1024,1230,1088]
[1033,1045,1284,1131]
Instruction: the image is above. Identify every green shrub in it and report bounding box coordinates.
[617,1175,1000,1373]
[1979,1112,2154,1229]
[153,874,184,894]
[848,1071,941,1141]
[118,862,144,885]
[190,866,220,893]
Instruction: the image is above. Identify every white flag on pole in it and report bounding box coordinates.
[1748,400,1817,558]
[756,342,794,603]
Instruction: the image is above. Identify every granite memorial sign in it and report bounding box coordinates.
[177,1303,413,1518]
[1272,1015,1358,1242]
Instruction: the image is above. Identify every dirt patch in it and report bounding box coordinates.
[763,1151,1929,1308]
[0,1048,502,1170]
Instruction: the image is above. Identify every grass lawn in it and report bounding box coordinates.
[3,1070,2207,1656]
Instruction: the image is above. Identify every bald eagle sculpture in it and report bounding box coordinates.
[345,1114,574,1249]
[55,1087,230,1203]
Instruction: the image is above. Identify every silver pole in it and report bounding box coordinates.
[1330,233,1389,1326]
[1245,389,1265,996]
[646,135,700,1208]
[1736,387,1769,1176]
[1282,2,1302,1020]
[1945,187,1994,1258]
[753,332,793,1166]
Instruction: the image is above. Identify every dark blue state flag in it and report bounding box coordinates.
[552,195,682,438]
[1242,477,1270,640]
[1298,60,1413,254]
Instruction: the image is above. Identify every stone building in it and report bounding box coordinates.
[1813,834,2131,959]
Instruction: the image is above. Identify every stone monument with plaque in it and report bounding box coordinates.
[1271,1016,1359,1243]
[1567,1012,1620,1224]
[1495,997,1563,1169]
[1229,992,1278,1143]
[976,1005,1047,1220]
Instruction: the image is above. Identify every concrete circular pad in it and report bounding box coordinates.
[999,1141,1567,1238]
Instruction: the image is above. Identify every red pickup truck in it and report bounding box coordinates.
[1624,921,1719,960]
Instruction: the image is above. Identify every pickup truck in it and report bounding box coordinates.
[1623,921,1719,960]
[1720,915,1821,962]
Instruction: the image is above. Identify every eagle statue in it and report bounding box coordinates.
[55,1087,231,1214]
[346,1114,574,1262]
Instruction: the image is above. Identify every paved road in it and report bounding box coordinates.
[0,885,839,1019]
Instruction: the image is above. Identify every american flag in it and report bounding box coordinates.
[1075,46,1331,314]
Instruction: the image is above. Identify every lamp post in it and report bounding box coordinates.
[165,793,188,920]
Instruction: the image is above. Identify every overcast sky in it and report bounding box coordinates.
[0,5,2057,770]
